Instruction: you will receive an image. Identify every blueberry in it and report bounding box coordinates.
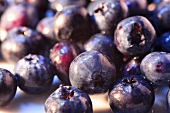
[0,2,39,31]
[14,54,54,94]
[50,41,81,85]
[0,68,17,106]
[69,50,116,94]
[152,1,170,34]
[45,85,93,113]
[84,33,123,72]
[91,0,128,36]
[1,26,48,63]
[154,32,170,53]
[36,17,57,47]
[108,75,155,113]
[140,52,170,85]
[114,16,156,56]
[53,5,93,43]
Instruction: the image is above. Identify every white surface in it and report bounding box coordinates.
[0,62,169,113]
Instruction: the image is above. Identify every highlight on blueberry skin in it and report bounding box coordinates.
[114,16,156,56]
[140,52,170,85]
[45,85,93,113]
[0,68,17,107]
[108,75,155,113]
[14,54,55,94]
[69,50,117,94]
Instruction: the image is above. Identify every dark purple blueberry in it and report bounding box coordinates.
[91,0,128,36]
[154,32,170,53]
[114,16,156,56]
[122,57,141,76]
[45,85,93,113]
[152,1,170,34]
[122,0,148,16]
[53,5,93,43]
[69,50,116,94]
[1,26,48,63]
[108,75,155,113]
[15,0,48,18]
[167,88,170,113]
[50,0,90,12]
[50,41,81,85]
[0,2,39,31]
[0,68,17,106]
[0,0,8,17]
[36,17,57,47]
[140,52,170,85]
[14,54,54,94]
[84,33,123,71]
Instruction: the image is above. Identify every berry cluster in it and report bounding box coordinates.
[0,0,170,113]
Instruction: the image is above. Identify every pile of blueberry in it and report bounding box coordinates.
[1,0,170,113]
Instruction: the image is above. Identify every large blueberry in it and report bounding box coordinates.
[0,68,17,106]
[140,52,170,85]
[114,16,156,56]
[14,54,54,94]
[53,5,93,43]
[108,75,155,113]
[45,85,93,113]
[91,0,128,36]
[69,50,116,94]
[1,26,48,63]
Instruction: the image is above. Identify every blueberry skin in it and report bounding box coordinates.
[50,0,90,12]
[84,33,123,71]
[122,0,148,16]
[0,0,8,17]
[152,1,170,34]
[108,75,155,113]
[114,16,156,56]
[154,32,170,53]
[1,27,47,63]
[140,52,170,85]
[15,0,48,18]
[50,41,81,85]
[0,68,17,106]
[69,50,116,94]
[45,85,93,113]
[122,57,141,77]
[53,5,93,43]
[0,2,39,31]
[167,88,170,113]
[14,54,54,94]
[36,17,57,47]
[92,0,128,36]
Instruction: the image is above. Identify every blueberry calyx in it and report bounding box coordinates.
[130,23,145,47]
[59,85,75,100]
[122,77,138,87]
